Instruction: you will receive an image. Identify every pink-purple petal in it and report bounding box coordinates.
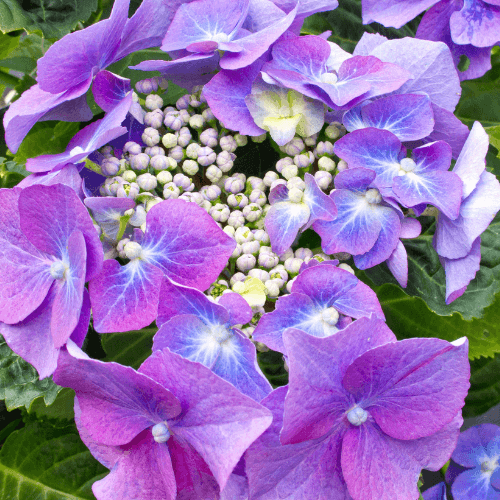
[218,292,253,325]
[53,347,182,447]
[89,259,164,333]
[139,349,272,490]
[386,241,409,288]
[142,199,235,290]
[70,288,91,348]
[93,70,132,112]
[343,337,470,441]
[362,0,439,28]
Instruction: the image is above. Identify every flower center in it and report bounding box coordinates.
[365,188,382,205]
[320,72,339,85]
[347,406,368,426]
[481,458,499,475]
[123,241,143,260]
[50,260,68,280]
[398,158,417,176]
[211,32,230,43]
[208,325,233,344]
[70,146,85,156]
[152,422,171,443]
[321,307,339,326]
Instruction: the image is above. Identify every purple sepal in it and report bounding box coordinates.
[369,37,461,113]
[253,265,383,354]
[203,60,266,136]
[157,278,228,328]
[26,93,132,173]
[302,173,337,228]
[422,483,447,500]
[153,315,272,401]
[334,166,377,192]
[3,83,92,153]
[361,0,439,28]
[343,94,435,142]
[89,259,164,333]
[450,0,500,47]
[245,386,350,500]
[70,288,91,348]
[218,292,253,325]
[441,237,482,304]
[139,349,273,490]
[18,184,103,282]
[93,70,132,112]
[417,0,495,81]
[220,3,299,70]
[141,199,235,291]
[17,164,85,200]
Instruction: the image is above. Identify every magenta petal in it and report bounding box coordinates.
[245,387,349,500]
[139,349,272,490]
[203,61,266,136]
[18,184,103,282]
[0,188,53,324]
[280,319,396,445]
[142,199,235,291]
[89,259,163,333]
[343,337,470,441]
[220,3,299,70]
[442,237,482,304]
[453,121,490,198]
[333,280,385,320]
[362,0,439,28]
[0,285,59,379]
[51,230,86,348]
[53,348,182,447]
[37,0,129,94]
[93,70,132,112]
[450,0,500,47]
[401,217,422,239]
[70,288,91,348]
[3,82,92,153]
[217,292,253,325]
[386,241,409,288]
[92,430,177,500]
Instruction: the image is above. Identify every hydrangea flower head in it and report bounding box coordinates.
[446,423,500,500]
[153,280,272,401]
[0,184,103,377]
[246,318,470,500]
[53,342,272,500]
[252,263,384,353]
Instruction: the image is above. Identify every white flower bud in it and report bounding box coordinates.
[231,244,243,259]
[124,241,143,260]
[202,108,216,122]
[315,141,334,157]
[304,133,318,147]
[264,279,281,298]
[163,182,180,199]
[325,122,341,140]
[210,203,230,223]
[216,151,236,173]
[124,141,142,155]
[337,159,348,172]
[282,164,299,180]
[152,422,171,443]
[249,269,270,282]
[236,254,256,272]
[284,137,305,156]
[145,94,163,110]
[223,225,236,238]
[182,160,199,176]
[318,156,336,172]
[295,248,313,260]
[263,171,279,186]
[177,127,192,147]
[137,173,157,191]
[145,146,164,157]
[145,197,163,212]
[258,251,279,269]
[228,193,249,208]
[162,133,178,149]
[287,177,305,191]
[234,226,254,244]
[173,173,191,190]
[293,154,311,169]
[242,240,260,255]
[220,135,237,152]
[253,229,270,245]
[251,133,267,143]
[129,206,147,227]
[249,189,267,206]
[203,184,221,201]
[135,78,158,94]
[142,127,160,147]
[315,171,333,190]
[156,171,173,185]
[247,176,266,192]
[286,276,297,293]
[288,187,304,203]
[198,146,216,166]
[234,133,248,147]
[276,157,294,174]
[101,157,121,176]
[200,128,218,147]
[206,165,223,183]
[189,114,205,129]
[339,263,355,274]
[321,307,339,326]
[269,266,288,283]
[230,272,247,287]
[284,257,303,275]
[130,153,150,171]
[228,210,245,228]
[144,110,163,129]
[243,203,262,222]
[122,170,137,182]
[225,177,245,194]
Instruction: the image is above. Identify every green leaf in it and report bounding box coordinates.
[1,33,47,74]
[302,0,420,52]
[0,0,98,39]
[257,349,288,388]
[0,421,107,500]
[486,125,500,159]
[101,327,156,369]
[0,156,29,188]
[13,120,80,165]
[463,354,500,417]
[0,335,63,411]
[375,286,500,360]
[364,214,500,320]
[28,388,75,424]
[0,32,19,58]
